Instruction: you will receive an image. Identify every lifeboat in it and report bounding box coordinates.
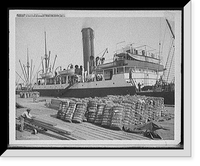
[58,68,75,76]
[40,72,54,78]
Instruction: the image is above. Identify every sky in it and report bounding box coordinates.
[15,12,175,84]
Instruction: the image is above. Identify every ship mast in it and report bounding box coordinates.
[26,47,30,85]
[44,31,48,74]
[39,31,57,81]
[18,47,35,90]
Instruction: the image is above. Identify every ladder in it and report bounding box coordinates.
[129,69,138,89]
[59,81,77,97]
[130,78,138,89]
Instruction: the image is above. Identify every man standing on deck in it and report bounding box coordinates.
[138,82,141,92]
[19,108,34,132]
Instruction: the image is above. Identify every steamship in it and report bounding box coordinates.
[33,27,167,99]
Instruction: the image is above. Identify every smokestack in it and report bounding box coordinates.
[81,27,95,74]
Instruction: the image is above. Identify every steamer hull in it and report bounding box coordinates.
[136,91,174,105]
[34,85,174,105]
[34,86,136,98]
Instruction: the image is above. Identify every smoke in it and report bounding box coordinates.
[82,17,101,30]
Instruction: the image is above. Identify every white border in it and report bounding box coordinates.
[6,4,190,156]
[183,1,191,156]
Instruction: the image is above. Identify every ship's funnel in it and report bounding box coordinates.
[81,27,95,74]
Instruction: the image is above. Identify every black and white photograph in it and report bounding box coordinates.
[6,5,191,157]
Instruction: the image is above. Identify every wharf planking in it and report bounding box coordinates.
[24,113,150,140]
[18,115,150,140]
[80,123,141,140]
[61,121,150,140]
[33,117,57,127]
[23,118,72,138]
[16,97,152,140]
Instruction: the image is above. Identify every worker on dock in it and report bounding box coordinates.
[19,108,34,132]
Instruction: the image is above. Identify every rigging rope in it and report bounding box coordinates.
[31,59,43,84]
[158,17,162,57]
[167,45,175,82]
[164,38,174,69]
[160,22,167,57]
[156,18,165,81]
[16,71,26,83]
[164,38,174,81]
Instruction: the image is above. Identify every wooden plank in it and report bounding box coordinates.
[81,123,148,140]
[72,130,111,140]
[38,123,72,135]
[17,117,76,140]
[80,123,132,140]
[22,116,149,140]
[62,122,149,140]
[24,119,72,136]
[62,123,114,140]
[33,117,57,127]
[63,123,113,140]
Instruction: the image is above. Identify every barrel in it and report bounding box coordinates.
[72,102,87,123]
[94,103,105,125]
[63,101,76,122]
[60,101,69,120]
[56,101,68,119]
[101,104,113,127]
[87,100,98,123]
[110,105,124,130]
[122,103,132,131]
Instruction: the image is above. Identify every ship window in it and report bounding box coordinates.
[113,68,117,74]
[104,69,113,80]
[56,77,60,84]
[125,67,130,73]
[61,76,66,84]
[117,67,123,74]
[96,70,103,75]
[46,78,54,85]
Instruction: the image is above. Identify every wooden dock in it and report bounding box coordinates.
[16,96,174,140]
[58,121,150,140]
